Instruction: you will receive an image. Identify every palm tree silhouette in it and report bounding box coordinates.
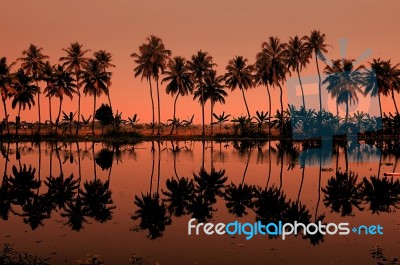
[257,37,288,129]
[322,171,364,216]
[18,44,49,133]
[188,50,216,135]
[42,61,56,130]
[323,59,365,130]
[225,56,254,118]
[305,30,329,113]
[61,194,89,231]
[45,174,79,210]
[45,65,77,133]
[60,42,90,134]
[94,50,115,110]
[8,164,40,206]
[194,70,227,135]
[0,57,16,134]
[253,185,288,225]
[286,35,311,109]
[80,59,110,135]
[365,58,400,118]
[11,69,38,135]
[162,56,193,134]
[162,176,195,217]
[131,35,171,135]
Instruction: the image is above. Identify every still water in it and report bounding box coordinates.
[0,140,399,264]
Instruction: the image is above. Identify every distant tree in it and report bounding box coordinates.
[94,104,114,134]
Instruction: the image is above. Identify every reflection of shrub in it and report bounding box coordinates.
[0,244,49,265]
[95,148,113,171]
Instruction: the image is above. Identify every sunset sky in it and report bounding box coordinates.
[1,0,400,123]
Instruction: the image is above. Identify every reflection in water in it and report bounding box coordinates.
[1,139,400,264]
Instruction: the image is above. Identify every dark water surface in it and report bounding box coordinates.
[0,140,399,264]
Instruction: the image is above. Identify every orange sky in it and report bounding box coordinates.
[1,0,400,123]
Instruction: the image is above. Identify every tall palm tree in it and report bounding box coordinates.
[225,56,254,118]
[11,69,38,135]
[131,35,171,135]
[0,57,15,134]
[45,65,77,132]
[365,59,400,117]
[60,42,90,134]
[323,59,365,129]
[259,37,288,129]
[80,59,109,135]
[162,56,193,134]
[42,61,55,129]
[194,70,227,135]
[305,30,329,113]
[286,35,311,109]
[94,50,115,109]
[188,51,216,135]
[18,44,49,133]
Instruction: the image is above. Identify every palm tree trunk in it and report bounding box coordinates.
[345,100,349,133]
[48,97,52,130]
[2,97,10,134]
[170,93,179,134]
[75,74,80,135]
[296,67,306,109]
[16,105,21,136]
[156,78,161,135]
[297,166,305,201]
[92,94,96,135]
[56,98,63,135]
[201,82,205,136]
[240,87,251,118]
[315,51,323,113]
[241,149,251,185]
[277,83,284,133]
[210,101,214,136]
[391,90,399,116]
[148,78,155,135]
[92,144,97,180]
[36,80,41,134]
[266,86,271,135]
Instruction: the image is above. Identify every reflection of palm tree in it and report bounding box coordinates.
[322,171,364,216]
[224,183,254,217]
[80,179,114,222]
[361,176,400,214]
[18,194,51,230]
[61,194,89,231]
[162,177,195,217]
[253,186,288,224]
[8,165,40,206]
[194,168,227,203]
[45,174,79,210]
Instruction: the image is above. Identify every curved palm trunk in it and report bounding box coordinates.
[2,98,10,134]
[92,144,97,180]
[16,105,21,136]
[266,141,272,187]
[296,67,306,109]
[277,83,284,133]
[345,100,349,133]
[157,141,161,193]
[240,87,251,118]
[75,74,81,135]
[201,82,205,136]
[297,166,305,201]
[156,78,161,135]
[149,141,155,193]
[210,101,214,136]
[170,93,179,135]
[56,98,63,135]
[315,158,322,220]
[36,80,41,134]
[391,89,399,116]
[241,149,251,185]
[266,86,272,135]
[92,94,96,135]
[148,79,155,135]
[48,97,52,130]
[315,51,323,113]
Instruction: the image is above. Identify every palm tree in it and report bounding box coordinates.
[131,35,171,135]
[259,37,288,130]
[323,59,365,129]
[45,65,77,132]
[225,56,254,118]
[0,57,15,134]
[42,61,55,129]
[194,70,227,135]
[94,50,115,109]
[286,35,311,109]
[365,59,400,118]
[11,69,38,135]
[60,42,90,134]
[162,56,193,134]
[305,30,329,113]
[18,44,49,133]
[80,59,109,134]
[188,51,216,135]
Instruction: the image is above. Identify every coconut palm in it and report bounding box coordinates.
[18,44,49,133]
[80,59,110,134]
[60,42,90,134]
[94,50,115,109]
[131,35,171,135]
[0,57,15,134]
[188,51,216,135]
[162,56,193,134]
[11,69,38,135]
[305,30,329,113]
[365,59,400,118]
[286,35,311,109]
[194,70,227,135]
[323,59,365,129]
[42,61,56,129]
[225,56,254,118]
